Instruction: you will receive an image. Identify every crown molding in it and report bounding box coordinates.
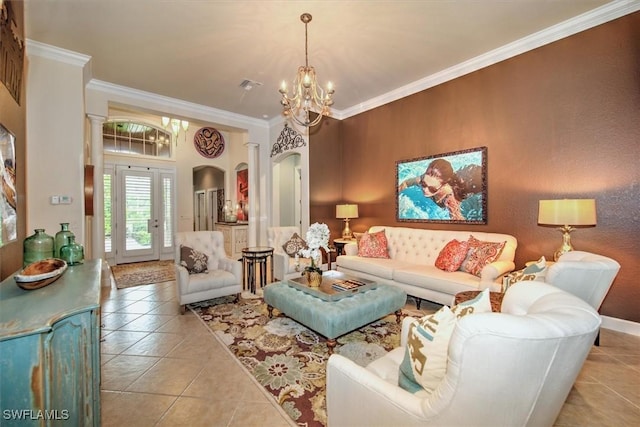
[25,39,91,67]
[340,0,640,119]
[86,79,268,130]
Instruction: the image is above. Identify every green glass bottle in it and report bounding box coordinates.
[54,223,75,258]
[60,235,84,265]
[23,229,55,267]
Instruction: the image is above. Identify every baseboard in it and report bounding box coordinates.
[601,315,640,337]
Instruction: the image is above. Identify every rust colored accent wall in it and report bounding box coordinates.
[0,1,26,278]
[309,117,345,239]
[310,13,640,322]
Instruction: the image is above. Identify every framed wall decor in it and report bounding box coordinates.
[396,146,487,224]
[0,0,25,105]
[0,123,17,244]
[236,168,248,221]
[193,127,225,158]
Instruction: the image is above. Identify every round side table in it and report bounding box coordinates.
[242,246,274,294]
[454,290,504,312]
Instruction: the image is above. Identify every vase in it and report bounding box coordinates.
[306,270,322,287]
[60,235,84,265]
[23,229,55,267]
[54,223,75,258]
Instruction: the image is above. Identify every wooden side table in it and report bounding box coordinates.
[242,246,274,294]
[454,290,504,312]
[333,238,355,255]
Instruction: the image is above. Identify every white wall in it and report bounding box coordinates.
[26,40,278,256]
[25,49,89,244]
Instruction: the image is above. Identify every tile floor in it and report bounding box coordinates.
[100,276,640,426]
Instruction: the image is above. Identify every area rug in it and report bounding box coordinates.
[111,260,175,289]
[189,294,429,427]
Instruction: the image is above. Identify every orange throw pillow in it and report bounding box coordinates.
[435,239,469,272]
[357,230,390,258]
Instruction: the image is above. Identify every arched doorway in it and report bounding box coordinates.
[193,166,225,231]
[272,152,301,228]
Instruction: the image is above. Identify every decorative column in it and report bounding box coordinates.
[245,142,259,247]
[87,114,105,262]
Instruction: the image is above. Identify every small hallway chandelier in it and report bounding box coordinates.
[162,116,189,144]
[279,13,335,128]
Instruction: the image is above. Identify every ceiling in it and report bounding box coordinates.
[23,0,616,122]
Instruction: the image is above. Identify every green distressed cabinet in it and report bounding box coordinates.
[0,260,102,426]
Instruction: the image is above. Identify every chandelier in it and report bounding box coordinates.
[279,13,335,128]
[161,116,189,144]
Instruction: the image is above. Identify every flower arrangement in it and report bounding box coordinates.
[299,222,330,275]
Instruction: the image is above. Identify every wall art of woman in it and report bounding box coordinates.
[397,148,485,223]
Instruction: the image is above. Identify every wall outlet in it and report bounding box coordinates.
[50,195,60,205]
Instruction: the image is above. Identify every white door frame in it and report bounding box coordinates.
[109,163,176,265]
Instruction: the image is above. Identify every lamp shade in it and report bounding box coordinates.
[538,199,596,226]
[336,204,359,219]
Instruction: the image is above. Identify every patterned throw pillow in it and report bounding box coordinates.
[504,256,547,290]
[282,233,307,257]
[460,235,506,277]
[399,288,492,395]
[357,230,390,258]
[435,239,469,272]
[180,245,208,274]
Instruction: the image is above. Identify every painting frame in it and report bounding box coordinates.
[396,146,487,224]
[0,122,17,245]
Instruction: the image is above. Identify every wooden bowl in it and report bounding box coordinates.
[15,258,68,290]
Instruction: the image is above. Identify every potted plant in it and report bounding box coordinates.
[298,222,330,287]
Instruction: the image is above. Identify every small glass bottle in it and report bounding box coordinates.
[60,235,84,265]
[54,223,75,258]
[23,229,55,266]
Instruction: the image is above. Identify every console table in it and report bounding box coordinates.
[0,259,102,426]
[215,222,248,259]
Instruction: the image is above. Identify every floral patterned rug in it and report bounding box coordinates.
[189,293,428,427]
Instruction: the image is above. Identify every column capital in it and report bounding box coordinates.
[244,142,259,149]
[87,113,106,123]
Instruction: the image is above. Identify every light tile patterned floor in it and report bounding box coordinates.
[100,275,640,426]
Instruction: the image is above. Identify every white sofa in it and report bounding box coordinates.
[327,281,601,427]
[336,225,517,306]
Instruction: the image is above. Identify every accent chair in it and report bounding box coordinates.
[326,281,600,426]
[267,226,330,281]
[545,250,620,345]
[174,231,242,314]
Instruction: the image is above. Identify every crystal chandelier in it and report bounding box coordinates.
[279,13,335,128]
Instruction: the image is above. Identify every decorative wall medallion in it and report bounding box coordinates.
[194,127,225,158]
[270,124,306,157]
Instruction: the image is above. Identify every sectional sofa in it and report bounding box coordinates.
[336,226,517,306]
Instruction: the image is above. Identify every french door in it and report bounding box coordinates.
[113,165,174,264]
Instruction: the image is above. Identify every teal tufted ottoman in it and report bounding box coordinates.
[263,281,407,353]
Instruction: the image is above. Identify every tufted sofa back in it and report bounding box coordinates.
[367,225,517,266]
[174,231,227,271]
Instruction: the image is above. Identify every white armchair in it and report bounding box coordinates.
[174,231,242,314]
[267,226,330,281]
[327,281,600,427]
[545,250,620,311]
[545,250,620,345]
